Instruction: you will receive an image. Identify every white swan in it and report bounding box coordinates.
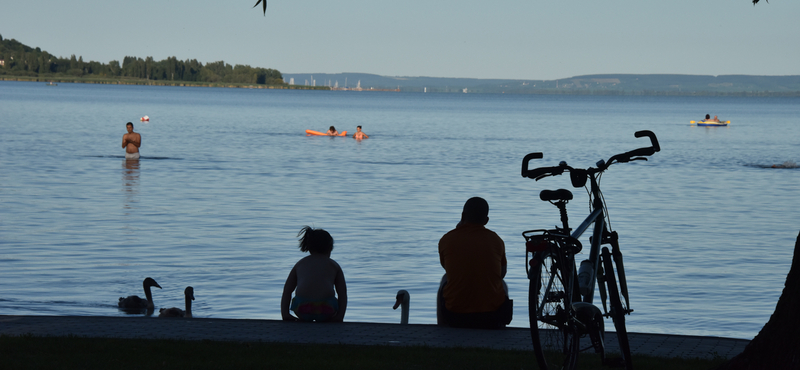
[118,277,161,314]
[159,286,194,318]
[393,290,410,325]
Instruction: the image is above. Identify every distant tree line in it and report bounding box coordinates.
[0,35,285,85]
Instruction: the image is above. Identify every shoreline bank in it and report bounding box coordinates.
[0,76,330,90]
[0,315,750,360]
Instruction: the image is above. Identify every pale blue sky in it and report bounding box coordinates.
[2,0,797,80]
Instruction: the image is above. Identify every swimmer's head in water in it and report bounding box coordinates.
[329,126,336,131]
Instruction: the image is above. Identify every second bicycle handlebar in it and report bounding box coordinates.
[521,130,660,181]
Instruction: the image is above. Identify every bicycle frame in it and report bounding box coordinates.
[523,130,658,309]
[571,173,606,305]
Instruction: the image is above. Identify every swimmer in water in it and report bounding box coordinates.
[122,122,141,160]
[326,126,339,136]
[352,126,369,140]
[771,161,797,168]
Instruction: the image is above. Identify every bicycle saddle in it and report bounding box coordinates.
[540,189,573,202]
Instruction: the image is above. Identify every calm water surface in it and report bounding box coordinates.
[1,81,798,339]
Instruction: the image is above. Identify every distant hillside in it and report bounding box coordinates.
[283,73,526,93]
[0,34,285,86]
[283,72,800,96]
[4,32,796,95]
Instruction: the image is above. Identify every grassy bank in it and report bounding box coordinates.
[0,335,726,370]
[0,75,330,90]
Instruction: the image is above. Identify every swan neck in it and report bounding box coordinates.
[144,286,154,308]
[185,295,193,317]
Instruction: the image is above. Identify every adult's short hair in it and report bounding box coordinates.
[462,197,489,223]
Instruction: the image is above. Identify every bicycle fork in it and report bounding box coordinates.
[608,232,632,313]
[586,232,631,317]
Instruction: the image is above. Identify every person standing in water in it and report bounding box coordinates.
[352,126,369,140]
[122,122,141,160]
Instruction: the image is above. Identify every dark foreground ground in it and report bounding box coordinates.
[0,315,748,360]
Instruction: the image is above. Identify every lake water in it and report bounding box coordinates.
[1,80,798,340]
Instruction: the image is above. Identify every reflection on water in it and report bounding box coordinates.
[122,158,139,210]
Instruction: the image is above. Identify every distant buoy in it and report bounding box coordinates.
[140,115,150,122]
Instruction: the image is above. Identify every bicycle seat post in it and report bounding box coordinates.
[556,201,570,233]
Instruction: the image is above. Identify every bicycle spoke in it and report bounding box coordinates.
[529,247,579,370]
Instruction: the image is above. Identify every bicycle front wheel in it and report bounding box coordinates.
[601,247,632,370]
[529,247,580,370]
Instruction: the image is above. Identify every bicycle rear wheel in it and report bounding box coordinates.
[529,247,580,370]
[601,247,633,370]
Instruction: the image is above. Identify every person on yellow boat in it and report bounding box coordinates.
[704,114,720,123]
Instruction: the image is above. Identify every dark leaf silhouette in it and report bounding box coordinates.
[253,0,267,15]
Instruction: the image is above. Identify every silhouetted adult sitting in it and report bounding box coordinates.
[437,197,512,329]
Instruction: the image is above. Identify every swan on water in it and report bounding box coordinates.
[159,286,195,318]
[393,290,410,325]
[118,277,161,314]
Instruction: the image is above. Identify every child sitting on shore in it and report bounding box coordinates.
[281,226,348,322]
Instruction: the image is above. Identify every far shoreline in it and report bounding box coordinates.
[0,75,331,90]
[4,75,800,96]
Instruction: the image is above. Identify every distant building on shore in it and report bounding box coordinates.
[330,79,400,92]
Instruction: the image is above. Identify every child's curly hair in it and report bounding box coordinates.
[297,226,334,254]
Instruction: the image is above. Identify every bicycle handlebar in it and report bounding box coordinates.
[523,164,565,180]
[521,130,660,181]
[520,152,544,177]
[605,130,660,167]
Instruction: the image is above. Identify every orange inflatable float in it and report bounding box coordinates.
[306,130,347,136]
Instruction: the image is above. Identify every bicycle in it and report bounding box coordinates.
[520,130,660,370]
